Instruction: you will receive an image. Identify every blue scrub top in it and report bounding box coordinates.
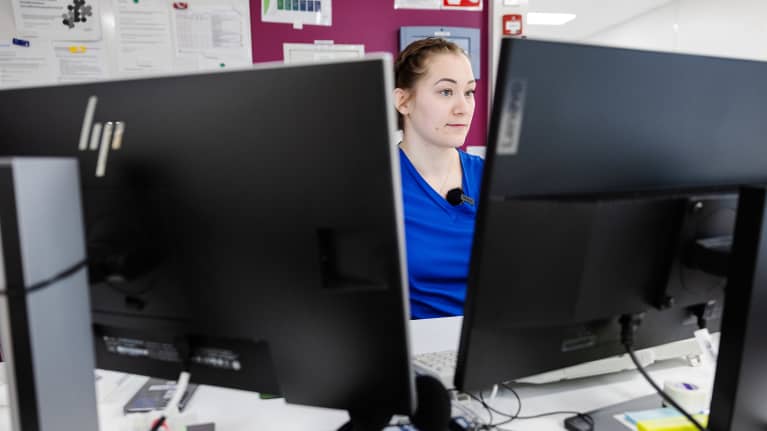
[399,148,484,319]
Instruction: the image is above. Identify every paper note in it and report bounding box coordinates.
[171,0,252,71]
[262,0,331,27]
[114,0,173,75]
[52,40,108,82]
[282,42,363,64]
[11,0,102,40]
[0,42,57,88]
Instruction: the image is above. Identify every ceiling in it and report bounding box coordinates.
[522,0,676,40]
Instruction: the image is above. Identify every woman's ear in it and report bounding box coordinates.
[393,88,411,116]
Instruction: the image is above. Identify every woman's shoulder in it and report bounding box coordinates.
[459,149,485,173]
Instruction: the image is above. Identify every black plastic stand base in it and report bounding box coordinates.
[336,374,451,431]
[412,374,451,431]
[584,394,661,431]
[337,409,393,431]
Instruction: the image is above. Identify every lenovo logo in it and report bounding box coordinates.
[78,96,125,177]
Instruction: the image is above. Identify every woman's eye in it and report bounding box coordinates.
[439,89,453,96]
[466,89,476,97]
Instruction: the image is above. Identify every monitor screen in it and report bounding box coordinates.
[0,56,415,418]
[456,38,767,391]
[486,39,767,199]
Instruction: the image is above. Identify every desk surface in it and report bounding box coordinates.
[409,316,715,431]
[0,317,716,431]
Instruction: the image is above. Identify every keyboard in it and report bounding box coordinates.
[412,344,688,388]
[413,350,457,388]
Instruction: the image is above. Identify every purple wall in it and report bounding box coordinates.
[249,0,488,148]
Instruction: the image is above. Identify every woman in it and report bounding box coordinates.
[394,38,484,319]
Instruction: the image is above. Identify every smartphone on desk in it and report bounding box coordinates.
[123,378,198,414]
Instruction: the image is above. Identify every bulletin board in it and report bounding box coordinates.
[0,0,488,147]
[0,0,252,87]
[249,0,489,149]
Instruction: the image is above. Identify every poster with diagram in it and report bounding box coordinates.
[171,0,252,71]
[11,0,101,40]
[261,0,331,28]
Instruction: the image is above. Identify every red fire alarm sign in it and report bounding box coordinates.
[502,14,523,36]
[443,0,481,8]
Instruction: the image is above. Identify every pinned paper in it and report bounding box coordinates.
[394,0,439,9]
[0,43,57,88]
[283,41,364,64]
[262,0,331,27]
[115,0,174,75]
[395,0,481,10]
[170,0,252,72]
[54,42,108,82]
[11,0,102,40]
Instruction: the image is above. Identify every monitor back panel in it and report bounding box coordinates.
[0,58,413,413]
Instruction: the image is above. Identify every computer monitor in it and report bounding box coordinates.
[456,38,767,392]
[0,56,415,426]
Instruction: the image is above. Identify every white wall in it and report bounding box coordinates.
[586,0,767,61]
[583,3,678,52]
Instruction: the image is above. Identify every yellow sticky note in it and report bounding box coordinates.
[68,46,87,53]
[637,414,708,431]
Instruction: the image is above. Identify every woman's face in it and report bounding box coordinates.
[398,53,476,149]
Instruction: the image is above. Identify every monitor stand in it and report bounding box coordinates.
[339,408,396,431]
[588,185,767,431]
[337,374,451,431]
[708,185,767,430]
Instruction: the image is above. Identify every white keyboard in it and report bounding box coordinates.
[413,350,457,388]
[412,340,703,389]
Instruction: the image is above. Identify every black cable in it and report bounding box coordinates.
[619,313,706,431]
[498,383,591,424]
[515,411,594,421]
[478,391,494,426]
[624,346,707,431]
[173,337,193,372]
[149,415,166,431]
[498,383,522,413]
[451,384,592,431]
[480,391,512,418]
[449,388,495,427]
[0,259,88,297]
[477,390,512,429]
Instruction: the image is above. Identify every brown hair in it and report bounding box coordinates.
[394,37,467,128]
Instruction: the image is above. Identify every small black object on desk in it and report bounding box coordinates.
[564,413,594,431]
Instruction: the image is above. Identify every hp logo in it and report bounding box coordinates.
[78,96,125,177]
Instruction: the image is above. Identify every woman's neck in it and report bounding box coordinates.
[400,137,461,196]
[400,135,458,173]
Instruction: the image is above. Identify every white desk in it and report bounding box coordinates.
[410,316,716,430]
[0,317,716,431]
[93,370,349,430]
[465,359,714,430]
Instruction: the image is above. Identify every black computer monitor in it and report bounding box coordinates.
[456,38,767,392]
[0,57,415,426]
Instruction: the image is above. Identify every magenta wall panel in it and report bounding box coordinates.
[249,0,489,148]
